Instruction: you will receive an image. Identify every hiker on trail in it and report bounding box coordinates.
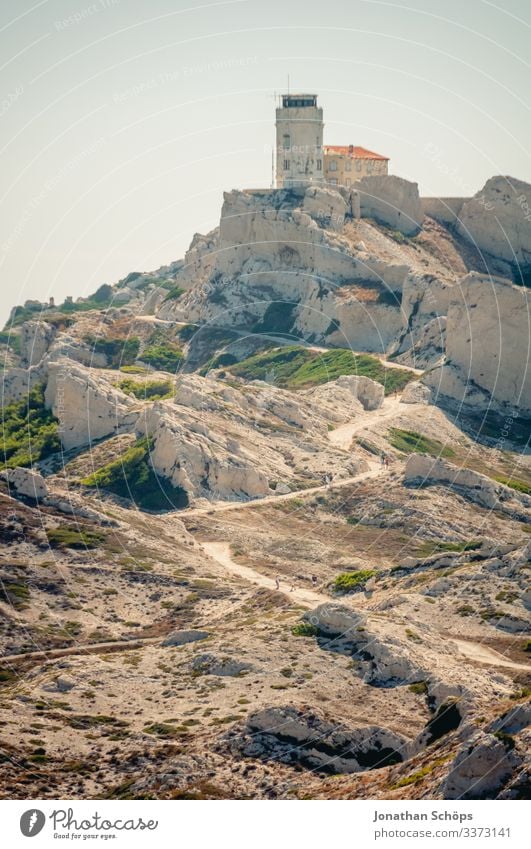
[384,455,390,469]
[311,575,318,588]
[275,576,280,590]
[380,452,385,467]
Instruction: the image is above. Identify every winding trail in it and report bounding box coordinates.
[328,396,402,451]
[451,639,530,673]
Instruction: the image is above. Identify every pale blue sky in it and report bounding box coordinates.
[1,0,530,324]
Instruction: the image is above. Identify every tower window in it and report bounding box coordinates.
[317,160,322,170]
[283,134,290,149]
[283,159,290,170]
[329,160,337,172]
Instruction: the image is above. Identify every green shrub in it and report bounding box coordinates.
[46,527,106,549]
[493,730,515,750]
[408,680,429,695]
[291,622,318,637]
[162,285,185,302]
[387,427,455,458]
[140,343,183,372]
[230,346,413,394]
[84,335,140,368]
[81,437,188,511]
[331,569,376,593]
[178,324,197,342]
[1,383,60,470]
[118,378,173,401]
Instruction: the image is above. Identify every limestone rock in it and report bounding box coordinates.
[19,320,56,367]
[45,360,138,450]
[456,175,531,265]
[225,706,408,774]
[162,630,210,647]
[1,467,48,501]
[441,731,517,799]
[354,175,423,235]
[302,185,347,231]
[400,381,432,405]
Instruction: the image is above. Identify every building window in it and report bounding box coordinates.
[329,160,337,172]
[283,159,290,170]
[283,134,290,150]
[317,160,322,170]
[345,160,352,171]
[329,178,337,185]
[356,160,362,171]
[345,178,351,187]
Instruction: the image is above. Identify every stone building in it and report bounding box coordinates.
[323,145,389,187]
[275,93,324,188]
[275,93,389,189]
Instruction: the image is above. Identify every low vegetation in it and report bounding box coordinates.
[118,378,173,401]
[331,569,377,594]
[494,475,531,495]
[1,383,60,470]
[387,427,455,458]
[229,346,414,394]
[84,334,140,368]
[46,526,106,549]
[140,331,184,372]
[162,285,185,302]
[291,622,319,637]
[81,437,188,511]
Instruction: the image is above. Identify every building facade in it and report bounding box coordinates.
[323,145,389,187]
[275,93,324,188]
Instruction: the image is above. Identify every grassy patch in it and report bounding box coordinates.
[331,569,376,594]
[118,378,173,401]
[387,427,455,458]
[81,437,188,511]
[46,526,106,549]
[140,342,183,372]
[230,345,413,394]
[494,476,531,495]
[1,383,60,470]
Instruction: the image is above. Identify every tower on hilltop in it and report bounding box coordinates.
[275,93,324,188]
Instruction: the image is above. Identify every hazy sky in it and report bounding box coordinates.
[1,0,530,324]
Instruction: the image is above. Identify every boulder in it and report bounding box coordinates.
[400,381,432,405]
[334,375,384,410]
[162,630,209,647]
[456,175,531,266]
[354,175,423,235]
[1,467,48,501]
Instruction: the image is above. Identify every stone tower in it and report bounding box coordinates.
[275,93,324,188]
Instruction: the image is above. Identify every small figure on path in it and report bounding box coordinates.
[311,575,318,588]
[275,576,280,590]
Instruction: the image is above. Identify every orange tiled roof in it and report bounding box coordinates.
[323,145,389,161]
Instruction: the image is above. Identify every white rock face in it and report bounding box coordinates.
[457,175,531,265]
[426,272,531,413]
[1,467,48,500]
[45,360,138,450]
[354,175,423,235]
[19,320,56,367]
[302,185,347,231]
[404,453,531,512]
[162,630,209,647]
[1,364,46,405]
[442,732,516,799]
[400,381,432,405]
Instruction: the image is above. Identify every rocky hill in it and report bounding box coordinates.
[0,173,529,800]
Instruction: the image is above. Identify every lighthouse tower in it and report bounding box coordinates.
[275,93,324,188]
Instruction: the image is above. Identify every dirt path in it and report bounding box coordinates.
[327,396,403,451]
[3,637,159,668]
[452,639,530,672]
[202,541,329,608]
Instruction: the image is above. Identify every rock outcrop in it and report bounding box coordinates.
[427,272,531,414]
[457,175,531,267]
[441,731,517,799]
[1,467,48,501]
[45,360,138,450]
[354,175,423,236]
